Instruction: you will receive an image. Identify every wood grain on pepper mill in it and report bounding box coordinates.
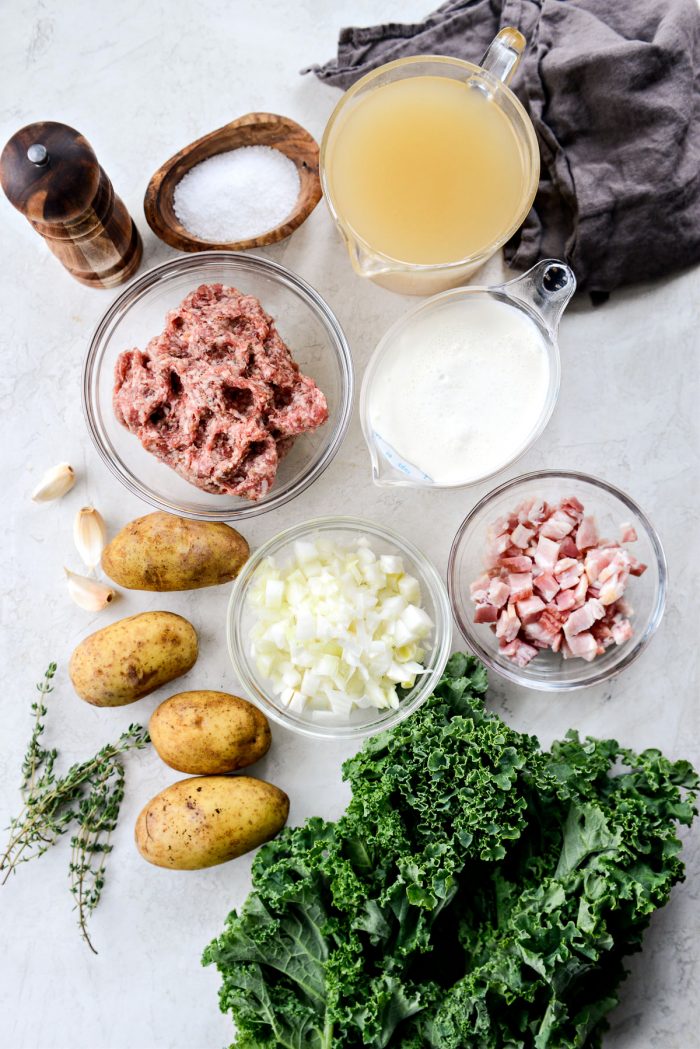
[0,121,142,288]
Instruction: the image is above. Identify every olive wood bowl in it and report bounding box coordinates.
[144,112,322,252]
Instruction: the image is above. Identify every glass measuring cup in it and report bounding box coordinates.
[360,260,576,487]
[320,28,540,296]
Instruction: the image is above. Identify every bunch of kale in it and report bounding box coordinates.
[204,654,697,1049]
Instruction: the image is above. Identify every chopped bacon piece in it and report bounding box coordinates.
[533,571,560,602]
[516,595,546,622]
[496,604,521,643]
[524,607,565,645]
[592,622,614,647]
[628,557,647,577]
[584,547,616,584]
[600,574,627,606]
[553,557,580,576]
[611,618,633,645]
[560,495,584,520]
[566,630,598,661]
[515,498,534,523]
[511,523,535,549]
[524,499,550,527]
[563,598,605,638]
[558,566,584,589]
[474,604,499,624]
[508,572,533,601]
[620,522,638,543]
[485,532,511,567]
[598,549,630,584]
[576,515,599,550]
[555,589,577,612]
[540,510,577,540]
[469,574,491,597]
[469,494,640,666]
[500,638,539,667]
[498,555,533,573]
[487,578,510,608]
[534,535,561,572]
[559,536,579,559]
[573,574,589,607]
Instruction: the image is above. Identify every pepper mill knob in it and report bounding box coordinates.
[27,144,49,166]
[0,121,142,289]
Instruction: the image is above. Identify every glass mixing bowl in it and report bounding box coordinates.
[82,252,353,520]
[448,471,666,691]
[227,516,453,739]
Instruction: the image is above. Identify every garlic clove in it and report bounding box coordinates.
[65,568,115,611]
[32,463,76,502]
[74,506,107,570]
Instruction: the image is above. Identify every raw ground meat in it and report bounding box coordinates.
[113,283,329,500]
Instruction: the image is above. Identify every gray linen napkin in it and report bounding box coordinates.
[304,0,700,295]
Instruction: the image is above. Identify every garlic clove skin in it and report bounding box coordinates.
[65,568,115,611]
[32,463,76,502]
[74,506,107,570]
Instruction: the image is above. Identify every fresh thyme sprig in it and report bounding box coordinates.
[1,664,149,952]
[22,661,57,792]
[67,725,149,953]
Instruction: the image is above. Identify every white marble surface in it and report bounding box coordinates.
[1,2,698,1047]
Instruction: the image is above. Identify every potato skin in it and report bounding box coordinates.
[134,776,289,870]
[102,511,249,592]
[69,611,198,707]
[149,690,271,775]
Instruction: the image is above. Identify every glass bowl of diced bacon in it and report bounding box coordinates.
[448,470,666,690]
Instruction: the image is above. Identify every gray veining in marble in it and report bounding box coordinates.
[0,2,698,1047]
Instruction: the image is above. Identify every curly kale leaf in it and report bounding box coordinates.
[203,654,697,1049]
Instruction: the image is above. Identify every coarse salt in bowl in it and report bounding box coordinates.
[172,146,301,243]
[448,470,667,691]
[227,516,453,740]
[83,252,353,521]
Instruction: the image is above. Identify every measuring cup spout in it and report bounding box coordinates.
[499,260,576,333]
[364,427,435,488]
[343,233,390,280]
[480,27,527,86]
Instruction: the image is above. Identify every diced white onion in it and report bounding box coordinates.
[247,536,433,720]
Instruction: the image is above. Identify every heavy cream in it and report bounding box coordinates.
[367,296,550,485]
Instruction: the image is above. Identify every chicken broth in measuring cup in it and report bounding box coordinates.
[326,76,527,268]
[320,31,540,294]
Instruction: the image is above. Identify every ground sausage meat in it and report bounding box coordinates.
[113,284,329,500]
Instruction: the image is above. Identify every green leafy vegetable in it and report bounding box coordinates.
[1,663,150,952]
[204,654,697,1048]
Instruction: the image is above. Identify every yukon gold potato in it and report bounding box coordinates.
[69,611,198,707]
[134,776,289,870]
[149,690,271,774]
[102,512,249,592]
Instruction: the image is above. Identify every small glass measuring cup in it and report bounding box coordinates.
[360,260,576,487]
[320,28,540,296]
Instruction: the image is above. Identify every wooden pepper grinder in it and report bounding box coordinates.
[0,121,142,288]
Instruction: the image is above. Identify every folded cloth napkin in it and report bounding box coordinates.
[304,0,700,295]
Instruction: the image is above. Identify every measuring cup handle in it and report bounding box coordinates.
[501,260,577,332]
[480,27,527,86]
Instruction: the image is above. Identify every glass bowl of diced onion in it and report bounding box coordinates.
[448,470,667,691]
[227,516,452,739]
